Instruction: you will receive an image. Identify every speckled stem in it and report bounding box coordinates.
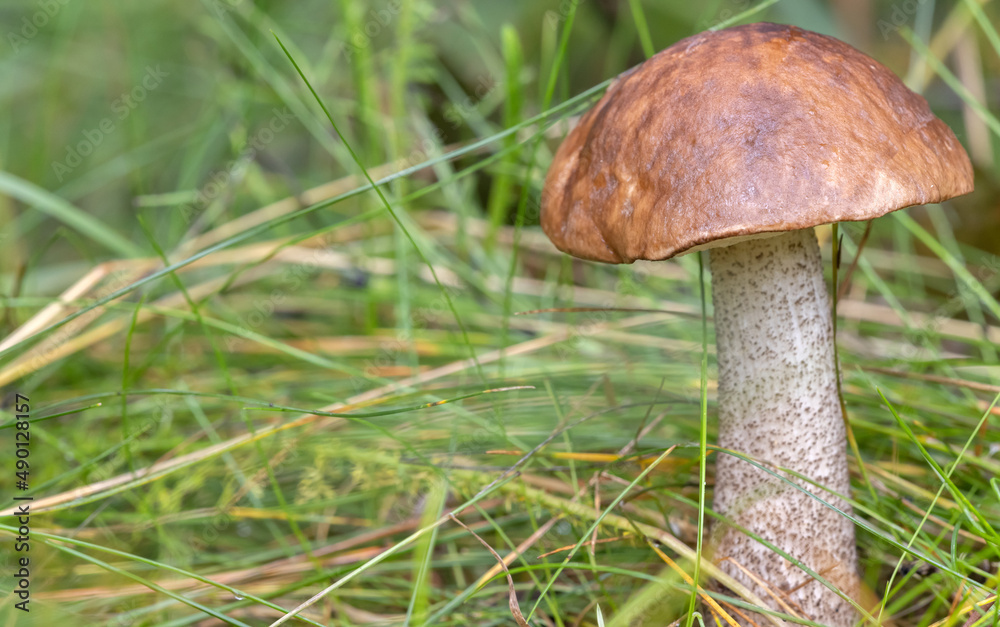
[708,229,859,627]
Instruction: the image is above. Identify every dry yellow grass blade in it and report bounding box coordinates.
[0,313,664,517]
[0,262,275,387]
[0,211,683,385]
[900,500,990,546]
[36,546,384,602]
[6,193,993,391]
[907,0,989,92]
[0,259,157,352]
[0,144,455,377]
[471,517,562,590]
[644,540,742,627]
[516,484,786,627]
[38,497,507,604]
[837,300,1000,347]
[954,35,993,169]
[535,535,627,560]
[451,513,532,627]
[717,557,805,622]
[927,596,998,627]
[12,240,990,394]
[867,462,960,510]
[862,367,1000,396]
[173,159,407,259]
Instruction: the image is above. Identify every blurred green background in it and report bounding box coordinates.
[1,1,999,626]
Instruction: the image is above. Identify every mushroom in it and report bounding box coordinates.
[540,22,973,626]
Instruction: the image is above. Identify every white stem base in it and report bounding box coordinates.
[709,230,858,627]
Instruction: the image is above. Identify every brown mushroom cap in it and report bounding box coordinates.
[541,22,974,264]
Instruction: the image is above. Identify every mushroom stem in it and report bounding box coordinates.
[708,229,858,626]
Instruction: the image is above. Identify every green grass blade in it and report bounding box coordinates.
[893,211,1000,323]
[628,0,655,58]
[276,31,486,383]
[900,27,1000,138]
[709,0,784,31]
[0,171,144,257]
